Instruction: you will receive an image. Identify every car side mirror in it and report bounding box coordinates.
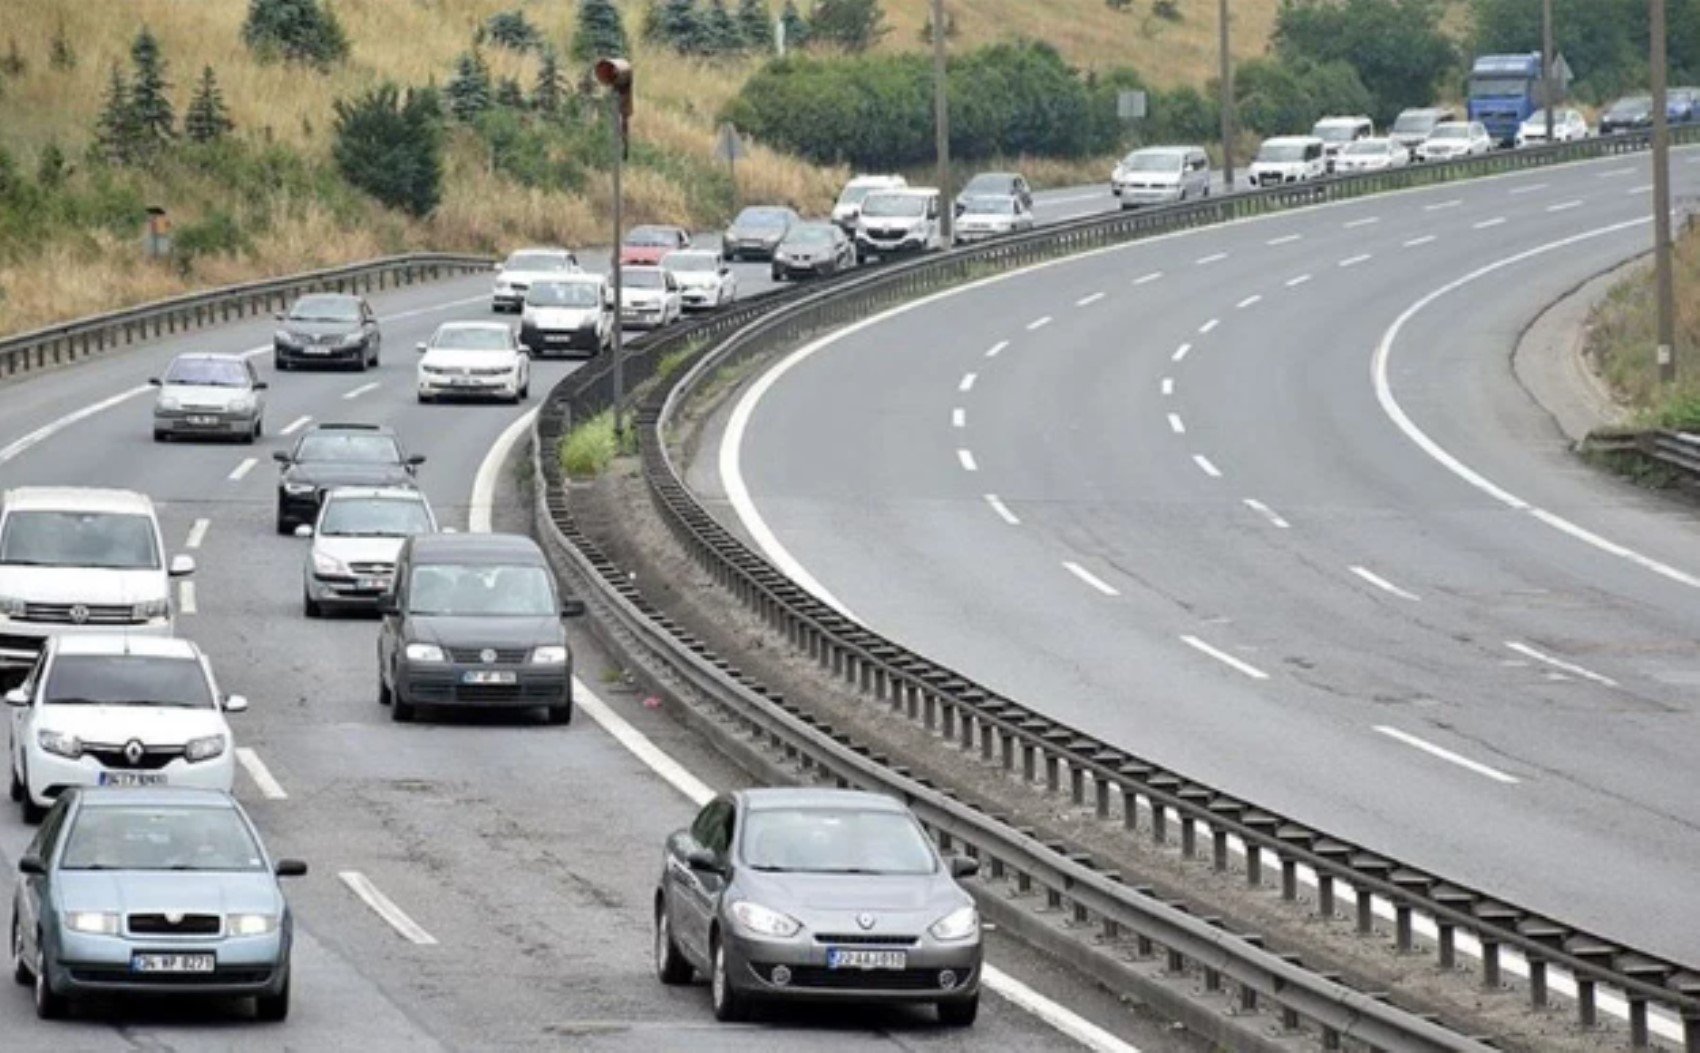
[376,593,399,615]
[416,342,428,353]
[4,687,29,708]
[254,381,269,391]
[406,454,427,468]
[560,598,587,619]
[223,694,250,714]
[272,451,292,465]
[294,523,314,538]
[274,859,308,878]
[685,846,723,874]
[147,377,162,387]
[18,856,45,877]
[169,555,196,578]
[949,856,980,879]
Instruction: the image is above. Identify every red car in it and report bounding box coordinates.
[620,225,692,266]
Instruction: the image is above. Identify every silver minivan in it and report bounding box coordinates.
[1112,146,1212,208]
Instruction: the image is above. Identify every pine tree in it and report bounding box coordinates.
[445,48,493,122]
[485,9,543,52]
[533,46,565,113]
[49,19,76,70]
[333,83,443,217]
[242,0,349,68]
[810,0,886,51]
[703,0,743,53]
[495,76,525,109]
[737,0,773,51]
[185,65,235,143]
[571,0,630,63]
[95,63,141,165]
[648,0,700,49]
[36,140,67,189]
[127,26,175,154]
[779,0,810,49]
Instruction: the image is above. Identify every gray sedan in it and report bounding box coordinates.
[150,354,267,443]
[655,788,983,1026]
[10,786,306,1020]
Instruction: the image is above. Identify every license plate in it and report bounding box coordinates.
[462,670,517,685]
[132,952,215,974]
[305,347,331,355]
[100,771,166,788]
[826,948,906,970]
[187,415,221,426]
[356,577,388,591]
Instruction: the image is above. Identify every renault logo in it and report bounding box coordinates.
[480,648,497,664]
[123,740,145,766]
[856,913,876,931]
[68,605,90,625]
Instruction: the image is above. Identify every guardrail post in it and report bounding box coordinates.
[1317,874,1334,919]
[1212,828,1228,872]
[1528,955,1547,1009]
[1480,938,1501,988]
[1180,815,1197,859]
[1629,996,1649,1047]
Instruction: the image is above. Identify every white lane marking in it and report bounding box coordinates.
[957,449,978,472]
[1597,166,1635,178]
[338,871,439,946]
[343,381,380,400]
[228,458,257,482]
[1195,252,1228,266]
[1133,271,1163,285]
[1192,454,1222,478]
[1266,234,1302,246]
[1027,316,1053,331]
[1343,216,1379,229]
[959,373,977,393]
[952,407,966,429]
[1338,254,1372,268]
[1374,726,1519,784]
[280,415,313,436]
[1285,274,1313,287]
[1063,561,1120,597]
[1171,343,1192,363]
[1374,215,1700,597]
[1167,413,1186,434]
[380,294,488,323]
[1236,294,1262,309]
[1546,200,1583,212]
[1160,377,1174,396]
[1076,292,1105,307]
[985,494,1021,525]
[185,518,210,550]
[1627,184,1653,195]
[469,407,539,534]
[178,581,197,615]
[1180,635,1269,680]
[983,968,1145,1053]
[1242,498,1290,529]
[1473,217,1507,230]
[1402,235,1437,247]
[984,340,1009,358]
[1197,318,1219,334]
[1350,565,1420,602]
[236,747,288,800]
[0,386,151,465]
[1508,182,1549,195]
[1506,641,1619,687]
[1424,199,1461,211]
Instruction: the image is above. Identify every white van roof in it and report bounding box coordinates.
[2,487,156,515]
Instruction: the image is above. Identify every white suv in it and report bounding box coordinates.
[7,635,244,822]
[0,488,194,675]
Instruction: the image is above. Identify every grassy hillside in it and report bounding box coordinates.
[0,0,1285,336]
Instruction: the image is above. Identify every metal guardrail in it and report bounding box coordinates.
[1641,430,1700,475]
[0,253,494,381]
[533,127,1700,1051]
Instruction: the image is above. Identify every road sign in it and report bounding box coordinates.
[1117,90,1148,120]
[714,123,747,163]
[1553,52,1574,88]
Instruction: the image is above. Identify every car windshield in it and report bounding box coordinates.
[294,433,401,464]
[1342,140,1388,155]
[407,563,555,617]
[1123,151,1182,172]
[963,197,1017,215]
[527,282,599,307]
[287,295,359,323]
[164,358,248,387]
[44,655,214,708]
[505,253,572,272]
[0,511,159,570]
[1312,123,1360,142]
[741,808,937,875]
[626,227,676,247]
[785,225,835,245]
[622,269,664,289]
[1609,97,1653,116]
[963,174,1014,194]
[320,497,432,537]
[665,253,719,273]
[1431,125,1469,140]
[836,184,888,207]
[1257,143,1308,162]
[1472,76,1531,96]
[60,806,265,872]
[733,208,789,229]
[432,327,511,351]
[1393,113,1439,134]
[862,195,926,218]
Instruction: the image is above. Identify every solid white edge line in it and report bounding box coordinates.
[0,385,151,465]
[280,415,313,436]
[1179,635,1269,680]
[1505,641,1619,687]
[1027,316,1053,331]
[1349,565,1420,602]
[235,747,288,800]
[1062,561,1120,597]
[952,407,966,429]
[1170,343,1192,363]
[958,449,978,472]
[185,518,210,550]
[343,381,380,400]
[469,408,540,534]
[1241,498,1290,529]
[984,494,1021,525]
[1191,454,1221,478]
[228,458,257,482]
[178,581,197,615]
[985,340,1009,358]
[959,372,977,393]
[1076,292,1105,307]
[1167,413,1185,434]
[337,871,439,946]
[981,966,1144,1053]
[1374,726,1520,784]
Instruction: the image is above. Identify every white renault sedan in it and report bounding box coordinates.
[663,250,737,312]
[416,322,529,404]
[7,635,244,823]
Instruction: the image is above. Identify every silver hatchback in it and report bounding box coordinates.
[150,354,267,443]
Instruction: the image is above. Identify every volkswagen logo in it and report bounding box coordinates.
[856,912,876,931]
[123,740,146,767]
[68,604,90,625]
[480,648,497,664]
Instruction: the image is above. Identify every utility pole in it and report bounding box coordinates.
[1542,0,1556,145]
[1217,0,1235,190]
[931,0,952,242]
[1651,0,1677,384]
[595,58,635,435]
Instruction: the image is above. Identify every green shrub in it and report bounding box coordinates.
[242,0,349,68]
[332,84,443,217]
[172,208,250,272]
[560,410,631,477]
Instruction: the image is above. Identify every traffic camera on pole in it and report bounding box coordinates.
[594,57,633,156]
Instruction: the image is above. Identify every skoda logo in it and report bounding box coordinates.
[480,648,498,664]
[68,604,90,625]
[165,911,184,925]
[856,913,876,931]
[123,740,146,766]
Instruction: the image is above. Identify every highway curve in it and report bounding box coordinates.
[725,148,1700,967]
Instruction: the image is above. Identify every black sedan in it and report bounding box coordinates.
[723,206,800,261]
[377,533,584,724]
[273,293,381,371]
[273,423,423,534]
[770,223,855,281]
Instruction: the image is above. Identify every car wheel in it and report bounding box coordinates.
[19,761,44,824]
[417,393,433,405]
[254,417,264,439]
[8,756,22,802]
[544,701,572,726]
[937,992,979,1027]
[391,689,416,723]
[303,591,322,619]
[655,904,693,985]
[11,913,30,985]
[33,943,65,1020]
[275,356,290,372]
[254,972,290,1022]
[153,430,168,443]
[709,937,747,1022]
[275,514,294,537]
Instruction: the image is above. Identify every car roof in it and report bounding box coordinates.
[622,263,665,273]
[2,486,155,514]
[168,352,248,364]
[406,532,544,564]
[737,787,909,813]
[1128,145,1191,157]
[1262,136,1321,146]
[436,321,512,333]
[1314,115,1371,126]
[322,486,427,503]
[293,291,360,303]
[52,634,200,659]
[303,422,397,436]
[847,174,905,184]
[630,224,683,234]
[664,249,718,260]
[531,273,603,284]
[872,187,939,198]
[506,247,573,257]
[71,786,237,810]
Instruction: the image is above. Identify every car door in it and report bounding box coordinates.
[672,797,732,959]
[378,550,407,686]
[245,360,266,417]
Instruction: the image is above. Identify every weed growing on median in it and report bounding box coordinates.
[559,409,638,479]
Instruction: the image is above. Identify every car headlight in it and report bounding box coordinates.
[0,595,24,617]
[274,330,300,347]
[157,394,183,411]
[133,598,170,620]
[405,642,445,662]
[340,333,363,346]
[530,645,568,665]
[312,551,349,577]
[229,395,255,412]
[185,734,226,763]
[283,481,316,496]
[729,900,801,939]
[38,729,82,759]
[66,911,120,936]
[929,905,980,942]
[226,912,280,936]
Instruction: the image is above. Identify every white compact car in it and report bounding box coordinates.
[1417,121,1494,161]
[416,322,529,403]
[832,174,908,231]
[492,247,581,313]
[520,275,613,358]
[1311,115,1375,172]
[1516,108,1590,147]
[0,488,193,674]
[150,353,268,444]
[1112,146,1212,207]
[619,266,684,329]
[953,195,1036,242]
[299,487,437,617]
[1332,137,1409,173]
[7,635,244,822]
[664,250,737,312]
[1248,137,1327,187]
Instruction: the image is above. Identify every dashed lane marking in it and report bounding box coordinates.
[1198,318,1219,334]
[1546,200,1583,212]
[1375,726,1520,784]
[959,373,977,393]
[343,382,380,400]
[1180,635,1269,680]
[1286,274,1313,287]
[1192,454,1222,478]
[1076,292,1106,307]
[1343,216,1379,228]
[1063,561,1121,597]
[1133,271,1164,285]
[1167,413,1186,434]
[1195,252,1229,266]
[1473,217,1507,230]
[1423,199,1462,211]
[985,494,1020,525]
[1237,294,1262,309]
[1350,565,1420,602]
[985,340,1009,358]
[186,519,210,550]
[178,581,197,615]
[1403,235,1437,247]
[228,458,257,482]
[1160,377,1174,396]
[1506,641,1619,688]
[958,449,978,472]
[952,407,966,429]
[1171,343,1192,363]
[338,871,439,946]
[280,415,313,436]
[237,747,288,800]
[1242,498,1290,529]
[1339,254,1372,267]
[1266,234,1302,246]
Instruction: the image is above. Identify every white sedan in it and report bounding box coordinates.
[416,321,529,404]
[1332,137,1409,173]
[619,266,683,329]
[663,250,737,312]
[1516,108,1590,147]
[1415,121,1494,162]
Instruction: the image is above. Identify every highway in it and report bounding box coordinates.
[0,246,1175,1048]
[722,148,1700,968]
